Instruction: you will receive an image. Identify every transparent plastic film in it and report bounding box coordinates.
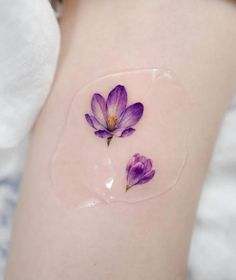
[51,68,190,208]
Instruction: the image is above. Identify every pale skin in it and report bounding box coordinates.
[5,0,236,279]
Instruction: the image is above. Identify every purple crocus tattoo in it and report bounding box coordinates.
[126,153,155,191]
[85,85,144,146]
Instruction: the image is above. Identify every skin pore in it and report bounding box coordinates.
[5,0,236,279]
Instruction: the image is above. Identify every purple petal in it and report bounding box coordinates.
[126,154,151,172]
[85,114,95,128]
[131,154,147,167]
[126,153,140,174]
[137,170,155,185]
[85,114,104,130]
[94,130,113,138]
[91,94,107,127]
[117,103,144,129]
[127,162,146,187]
[144,159,153,173]
[120,127,135,137]
[107,85,127,119]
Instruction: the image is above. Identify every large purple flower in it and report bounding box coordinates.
[85,85,144,146]
[126,153,155,191]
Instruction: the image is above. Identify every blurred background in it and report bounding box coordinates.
[0,1,235,279]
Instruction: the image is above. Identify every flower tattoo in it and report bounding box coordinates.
[85,85,144,146]
[126,153,155,191]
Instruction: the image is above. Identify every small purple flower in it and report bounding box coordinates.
[85,85,144,146]
[126,153,155,191]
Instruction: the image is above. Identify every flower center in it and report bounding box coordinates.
[107,115,117,131]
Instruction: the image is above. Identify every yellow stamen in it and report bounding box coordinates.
[107,115,117,131]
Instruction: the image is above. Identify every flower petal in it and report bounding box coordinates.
[127,162,146,187]
[85,114,104,130]
[91,93,107,127]
[137,170,155,185]
[107,85,127,119]
[144,159,153,173]
[85,114,95,128]
[94,130,113,138]
[126,153,140,174]
[117,102,144,129]
[120,127,135,137]
[126,154,151,172]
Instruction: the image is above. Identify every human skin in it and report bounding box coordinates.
[5,0,236,279]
